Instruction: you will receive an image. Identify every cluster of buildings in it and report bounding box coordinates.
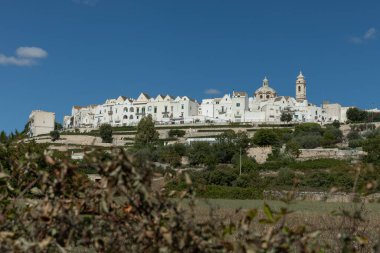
[63,72,350,129]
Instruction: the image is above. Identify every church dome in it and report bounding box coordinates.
[254,77,277,100]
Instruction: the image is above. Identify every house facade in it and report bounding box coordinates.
[63,72,351,129]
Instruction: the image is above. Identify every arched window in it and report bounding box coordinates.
[266,95,270,99]
[260,95,263,99]
[130,107,134,113]
[129,115,133,119]
[124,107,128,112]
[123,115,128,119]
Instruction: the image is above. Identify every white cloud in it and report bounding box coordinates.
[0,47,48,67]
[364,28,376,40]
[72,0,100,6]
[205,89,221,95]
[16,47,48,59]
[350,27,377,44]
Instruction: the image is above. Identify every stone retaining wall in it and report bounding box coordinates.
[264,190,380,203]
[298,148,366,161]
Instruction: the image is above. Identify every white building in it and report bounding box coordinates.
[64,93,199,128]
[63,72,352,129]
[29,110,55,137]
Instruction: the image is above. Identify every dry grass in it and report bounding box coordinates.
[176,199,380,252]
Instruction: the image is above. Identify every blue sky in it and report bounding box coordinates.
[1,0,380,132]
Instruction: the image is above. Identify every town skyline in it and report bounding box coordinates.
[1,0,380,132]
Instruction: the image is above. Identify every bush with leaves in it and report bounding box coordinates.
[252,129,280,146]
[49,130,60,141]
[134,115,159,148]
[0,140,377,252]
[99,123,113,143]
[167,129,186,138]
[280,112,293,123]
[347,107,368,122]
[322,126,343,147]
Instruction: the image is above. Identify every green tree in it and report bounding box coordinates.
[285,141,301,158]
[346,107,367,122]
[99,124,113,143]
[332,120,340,129]
[168,129,186,138]
[363,136,380,164]
[322,126,343,147]
[252,129,280,146]
[280,112,292,123]
[215,130,250,163]
[187,142,217,167]
[134,115,159,148]
[0,131,7,144]
[55,122,63,130]
[50,130,60,142]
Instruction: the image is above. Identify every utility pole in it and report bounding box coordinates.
[239,146,242,176]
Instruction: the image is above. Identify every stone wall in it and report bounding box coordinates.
[298,148,366,161]
[264,190,380,203]
[247,146,272,164]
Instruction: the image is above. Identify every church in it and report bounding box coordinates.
[199,72,348,124]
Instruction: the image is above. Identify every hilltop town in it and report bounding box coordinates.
[60,72,352,130]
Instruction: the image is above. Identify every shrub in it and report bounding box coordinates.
[280,112,292,123]
[332,120,340,129]
[322,126,343,147]
[293,135,323,149]
[49,130,60,141]
[168,129,186,138]
[294,123,323,137]
[285,141,301,158]
[99,124,113,143]
[195,185,263,199]
[232,154,257,173]
[346,107,368,122]
[349,139,364,148]
[208,165,238,186]
[275,168,296,186]
[134,115,159,148]
[232,171,259,188]
[363,136,380,164]
[187,142,217,166]
[252,129,280,146]
[347,130,361,140]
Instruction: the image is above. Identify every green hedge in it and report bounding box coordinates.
[195,185,263,199]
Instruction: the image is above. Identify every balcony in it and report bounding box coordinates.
[136,112,146,116]
[108,111,113,116]
[234,114,242,118]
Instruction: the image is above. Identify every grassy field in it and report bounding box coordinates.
[178,198,380,214]
[175,198,380,251]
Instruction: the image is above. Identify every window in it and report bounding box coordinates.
[266,95,269,99]
[123,115,128,119]
[129,115,133,119]
[260,95,263,99]
[154,107,157,113]
[164,106,168,112]
[236,103,240,107]
[130,107,134,113]
[136,108,140,113]
[298,86,301,92]
[181,104,184,109]
[124,107,128,112]
[148,106,152,112]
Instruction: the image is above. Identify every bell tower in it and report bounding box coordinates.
[296,71,306,102]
